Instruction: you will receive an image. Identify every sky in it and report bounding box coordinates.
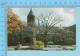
[11,8,76,27]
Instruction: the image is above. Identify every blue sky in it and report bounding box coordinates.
[11,8,76,27]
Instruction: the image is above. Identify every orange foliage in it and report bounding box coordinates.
[8,8,23,34]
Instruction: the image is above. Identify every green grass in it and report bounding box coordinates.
[61,45,72,48]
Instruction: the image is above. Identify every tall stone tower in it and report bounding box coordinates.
[27,8,36,47]
[27,8,35,26]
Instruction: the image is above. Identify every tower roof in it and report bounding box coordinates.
[28,8,34,16]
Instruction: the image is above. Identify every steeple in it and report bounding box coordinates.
[28,8,34,17]
[27,8,35,26]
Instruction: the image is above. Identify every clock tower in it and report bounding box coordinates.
[27,8,35,26]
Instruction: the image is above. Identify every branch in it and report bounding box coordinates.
[47,20,63,32]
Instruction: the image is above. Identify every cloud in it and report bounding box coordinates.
[55,8,75,27]
[11,8,76,27]
[45,8,76,27]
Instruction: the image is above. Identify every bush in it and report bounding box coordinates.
[36,41,44,48]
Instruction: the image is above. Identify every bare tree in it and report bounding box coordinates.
[36,11,63,47]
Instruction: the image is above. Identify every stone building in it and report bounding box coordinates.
[23,8,36,46]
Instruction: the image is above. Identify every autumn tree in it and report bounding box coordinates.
[8,9,23,34]
[8,8,24,46]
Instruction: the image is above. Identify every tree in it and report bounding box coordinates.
[8,8,24,46]
[36,11,63,47]
[8,9,23,34]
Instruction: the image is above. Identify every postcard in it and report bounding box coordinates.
[8,8,76,51]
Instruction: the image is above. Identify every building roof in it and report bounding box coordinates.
[28,8,34,17]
